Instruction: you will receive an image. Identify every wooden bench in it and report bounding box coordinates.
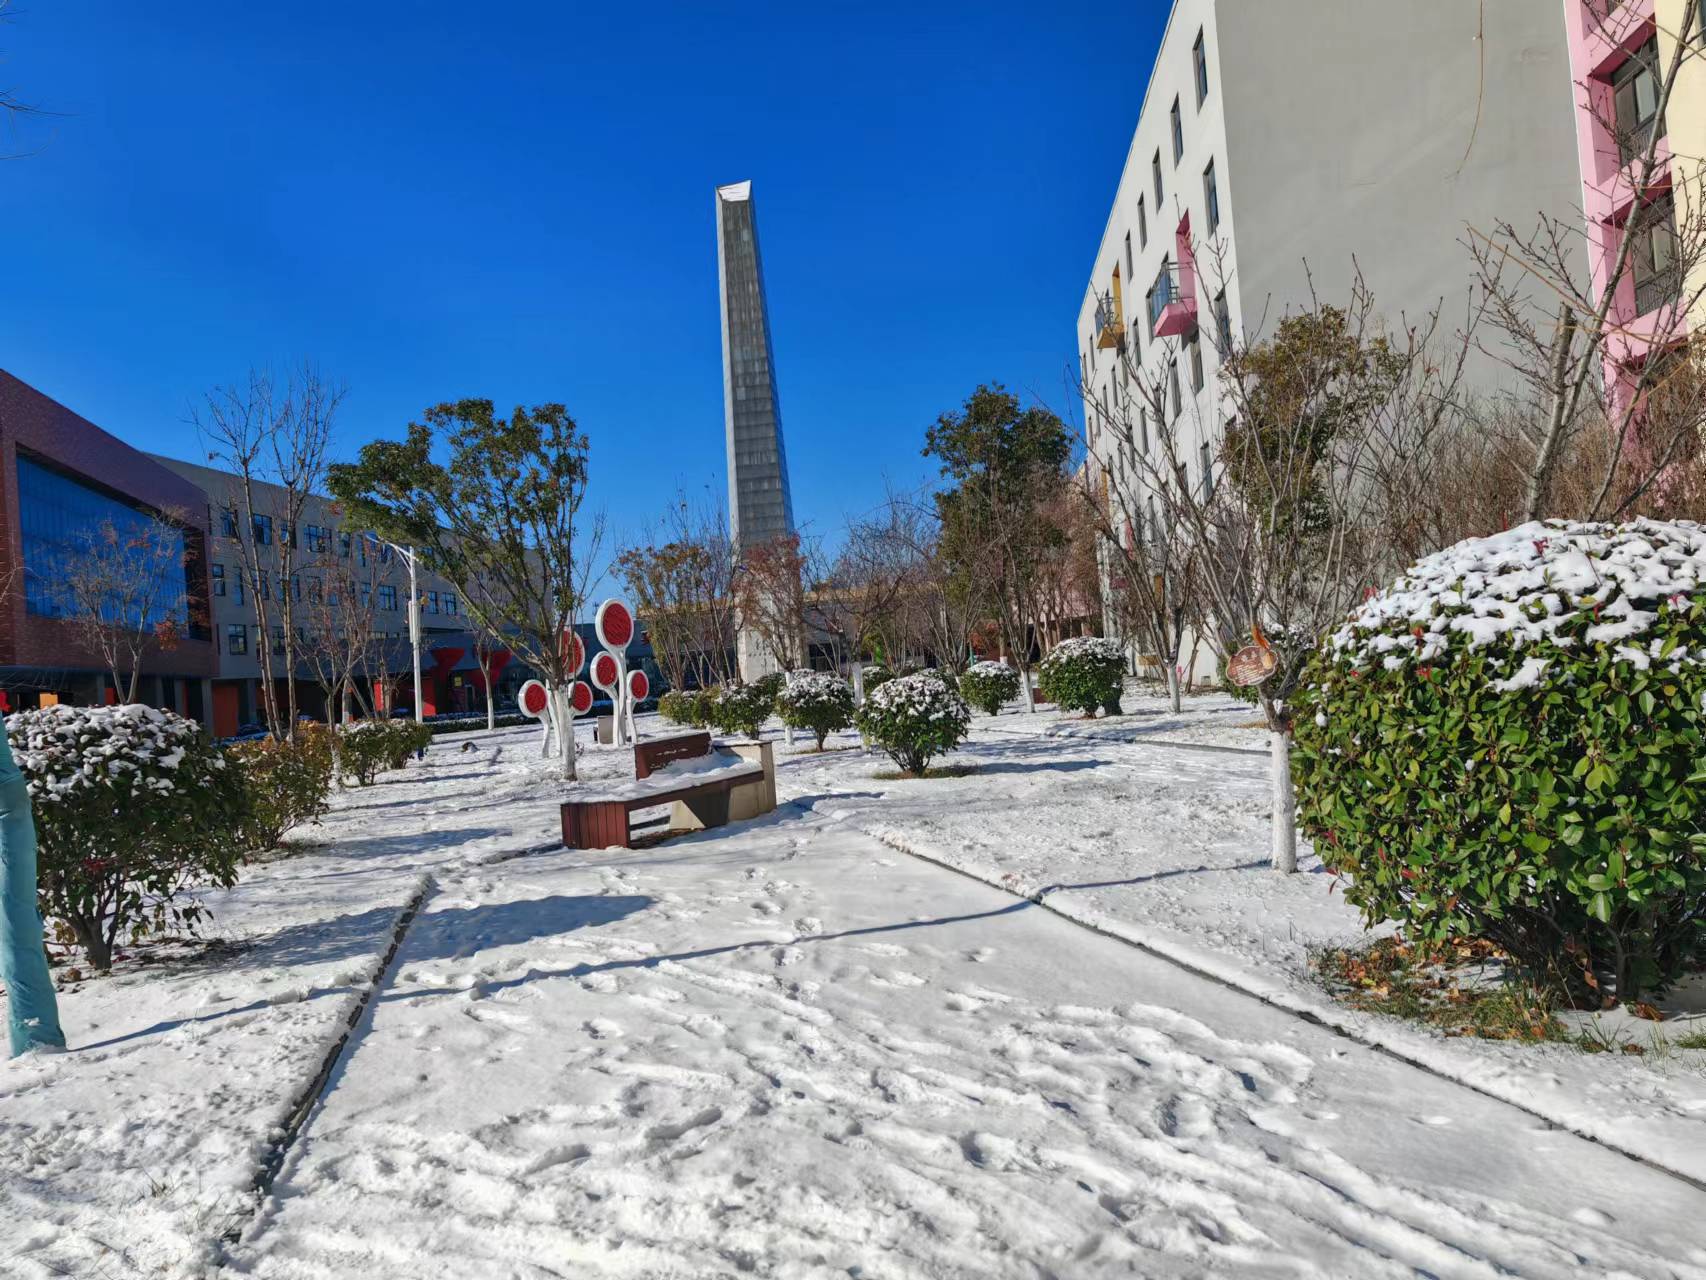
[634,730,712,779]
[560,740,776,850]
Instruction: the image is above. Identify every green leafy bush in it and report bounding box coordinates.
[1037,637,1125,716]
[776,671,855,749]
[228,726,334,854]
[1218,625,1314,705]
[856,671,971,775]
[862,665,896,692]
[10,704,248,970]
[658,690,701,726]
[959,660,1021,715]
[708,683,773,739]
[1292,520,1706,1003]
[338,719,433,786]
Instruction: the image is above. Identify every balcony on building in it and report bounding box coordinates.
[1094,269,1126,350]
[1148,260,1197,339]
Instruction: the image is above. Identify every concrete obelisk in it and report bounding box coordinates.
[715,180,801,681]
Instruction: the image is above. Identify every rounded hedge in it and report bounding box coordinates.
[1292,519,1706,1003]
[776,670,855,750]
[959,660,1021,716]
[338,718,432,786]
[856,671,971,775]
[10,704,248,970]
[1038,637,1125,716]
[228,726,334,854]
[708,682,773,739]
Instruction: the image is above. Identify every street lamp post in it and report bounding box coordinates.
[381,539,424,726]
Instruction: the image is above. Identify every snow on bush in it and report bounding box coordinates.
[9,703,248,970]
[708,682,773,739]
[776,670,855,750]
[659,689,712,727]
[338,719,433,786]
[227,726,335,854]
[1292,519,1706,1002]
[856,670,971,776]
[959,660,1021,716]
[1038,637,1126,716]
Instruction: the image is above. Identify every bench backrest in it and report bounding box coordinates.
[634,730,712,778]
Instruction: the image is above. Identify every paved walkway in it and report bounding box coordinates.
[229,803,1706,1280]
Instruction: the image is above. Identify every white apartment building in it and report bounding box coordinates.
[1077,0,1585,665]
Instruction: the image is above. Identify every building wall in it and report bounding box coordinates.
[1221,0,1581,364]
[0,370,216,698]
[1076,0,1582,667]
[1656,0,1706,332]
[151,456,471,719]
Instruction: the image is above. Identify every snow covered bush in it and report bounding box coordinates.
[776,670,855,749]
[708,682,773,739]
[1218,625,1315,706]
[959,660,1021,716]
[338,719,432,786]
[228,725,334,854]
[1037,637,1126,716]
[1292,520,1706,1003]
[856,671,971,776]
[10,703,248,970]
[862,665,897,693]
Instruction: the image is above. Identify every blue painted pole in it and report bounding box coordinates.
[0,719,65,1057]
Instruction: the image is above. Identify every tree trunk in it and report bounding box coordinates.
[1270,727,1298,873]
[1018,664,1036,712]
[1166,662,1182,713]
[483,664,496,732]
[550,684,579,780]
[851,662,865,707]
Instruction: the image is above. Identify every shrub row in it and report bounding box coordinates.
[8,703,442,972]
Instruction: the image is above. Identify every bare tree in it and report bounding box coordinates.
[49,509,190,703]
[733,532,809,676]
[1086,264,1442,871]
[194,365,344,740]
[299,529,385,732]
[1467,0,1706,522]
[615,493,738,691]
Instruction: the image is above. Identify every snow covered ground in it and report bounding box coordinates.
[5,706,1706,1277]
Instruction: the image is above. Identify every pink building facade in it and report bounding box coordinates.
[1562,0,1699,406]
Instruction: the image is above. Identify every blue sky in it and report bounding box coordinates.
[0,2,1164,576]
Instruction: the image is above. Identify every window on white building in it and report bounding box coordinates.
[1152,151,1163,205]
[1170,97,1183,163]
[1203,159,1220,232]
[1137,196,1148,249]
[1193,30,1209,106]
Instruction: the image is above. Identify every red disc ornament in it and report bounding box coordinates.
[590,650,621,692]
[517,679,549,718]
[595,599,635,652]
[570,681,594,715]
[626,669,649,702]
[562,630,586,678]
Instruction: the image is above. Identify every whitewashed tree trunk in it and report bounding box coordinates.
[1166,664,1182,713]
[485,677,496,732]
[1019,664,1037,712]
[550,685,578,780]
[1271,727,1297,873]
[851,663,865,707]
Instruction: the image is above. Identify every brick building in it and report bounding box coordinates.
[0,369,218,722]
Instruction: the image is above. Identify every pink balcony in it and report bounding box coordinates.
[1150,213,1199,339]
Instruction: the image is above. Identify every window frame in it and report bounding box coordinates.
[1203,158,1220,233]
[1193,30,1209,106]
[1170,96,1183,164]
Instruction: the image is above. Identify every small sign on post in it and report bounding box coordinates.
[1226,644,1279,688]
